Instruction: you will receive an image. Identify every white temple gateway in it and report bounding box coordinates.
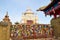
[21,8,38,25]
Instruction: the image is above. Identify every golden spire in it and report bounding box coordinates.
[3,11,10,22]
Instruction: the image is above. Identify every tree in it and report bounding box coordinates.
[51,17,60,38]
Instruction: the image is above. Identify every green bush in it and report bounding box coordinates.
[51,17,60,38]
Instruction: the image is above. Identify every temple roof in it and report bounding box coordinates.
[37,0,60,11]
[37,6,47,11]
[0,21,8,26]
